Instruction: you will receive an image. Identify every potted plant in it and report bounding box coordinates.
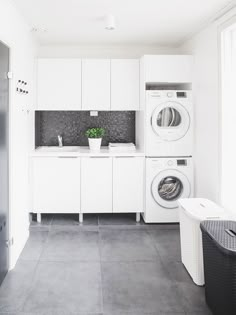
[85,127,105,151]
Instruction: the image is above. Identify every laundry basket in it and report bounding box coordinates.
[200,220,236,315]
[178,198,229,286]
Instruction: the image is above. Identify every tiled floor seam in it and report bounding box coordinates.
[144,230,187,314]
[98,228,105,315]
[37,228,51,261]
[144,229,163,261]
[20,256,42,313]
[50,215,56,226]
[158,253,196,315]
[20,220,52,311]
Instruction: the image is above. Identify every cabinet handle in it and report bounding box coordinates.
[89,156,110,158]
[58,156,78,159]
[114,156,135,158]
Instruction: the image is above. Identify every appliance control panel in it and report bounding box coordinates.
[152,159,187,166]
[147,90,189,99]
[166,159,187,167]
[150,159,189,169]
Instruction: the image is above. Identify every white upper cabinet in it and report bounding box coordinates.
[111,59,140,110]
[82,59,110,110]
[37,58,82,110]
[113,157,144,213]
[141,55,193,83]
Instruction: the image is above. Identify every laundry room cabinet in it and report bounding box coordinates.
[111,59,140,110]
[81,157,113,213]
[82,59,110,110]
[37,58,140,111]
[141,55,193,83]
[31,157,81,213]
[37,58,82,110]
[113,157,144,213]
[31,155,144,219]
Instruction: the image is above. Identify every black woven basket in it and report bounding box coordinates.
[200,221,236,315]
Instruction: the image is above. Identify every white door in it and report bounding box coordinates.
[81,157,112,213]
[151,101,190,141]
[32,157,80,213]
[143,55,193,83]
[151,169,191,209]
[37,59,82,110]
[113,157,144,213]
[82,59,110,110]
[111,59,140,110]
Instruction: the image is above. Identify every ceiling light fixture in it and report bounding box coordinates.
[105,14,115,30]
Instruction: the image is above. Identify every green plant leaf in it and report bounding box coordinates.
[85,127,105,138]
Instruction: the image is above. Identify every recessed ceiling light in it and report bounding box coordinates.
[105,14,115,30]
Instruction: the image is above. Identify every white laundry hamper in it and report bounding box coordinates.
[178,198,230,286]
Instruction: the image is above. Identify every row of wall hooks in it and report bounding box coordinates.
[16,79,29,95]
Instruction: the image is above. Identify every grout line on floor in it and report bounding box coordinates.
[20,254,43,313]
[37,229,51,262]
[98,223,104,314]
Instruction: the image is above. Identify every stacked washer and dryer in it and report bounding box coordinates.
[143,90,194,223]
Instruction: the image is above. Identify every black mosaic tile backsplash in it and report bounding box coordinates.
[35,111,135,147]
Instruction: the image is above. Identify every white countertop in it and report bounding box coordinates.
[31,146,145,157]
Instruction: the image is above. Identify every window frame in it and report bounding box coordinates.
[219,16,236,209]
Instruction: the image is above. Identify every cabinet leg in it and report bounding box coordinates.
[136,212,141,223]
[79,213,83,224]
[37,213,42,223]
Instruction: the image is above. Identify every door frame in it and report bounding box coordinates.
[218,15,236,207]
[0,39,10,280]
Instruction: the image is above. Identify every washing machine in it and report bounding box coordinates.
[145,90,193,157]
[144,157,194,223]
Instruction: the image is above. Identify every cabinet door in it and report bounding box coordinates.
[111,59,140,110]
[82,59,110,110]
[81,157,112,213]
[32,157,80,213]
[37,58,82,110]
[143,55,193,83]
[113,157,144,213]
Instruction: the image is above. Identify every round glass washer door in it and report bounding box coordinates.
[151,169,191,209]
[151,101,190,141]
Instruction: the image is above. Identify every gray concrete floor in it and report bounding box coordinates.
[0,214,212,315]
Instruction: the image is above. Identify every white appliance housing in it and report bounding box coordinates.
[144,157,194,223]
[178,198,230,286]
[145,90,193,157]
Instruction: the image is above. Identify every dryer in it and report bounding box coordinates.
[144,157,194,223]
[145,90,193,157]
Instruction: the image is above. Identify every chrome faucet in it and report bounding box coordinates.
[58,135,63,147]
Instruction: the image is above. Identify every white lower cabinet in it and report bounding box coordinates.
[81,157,112,213]
[31,155,144,219]
[32,157,80,213]
[113,157,144,213]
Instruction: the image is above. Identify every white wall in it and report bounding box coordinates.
[179,7,236,204]
[0,0,37,268]
[38,44,179,58]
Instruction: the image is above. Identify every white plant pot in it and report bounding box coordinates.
[88,138,102,151]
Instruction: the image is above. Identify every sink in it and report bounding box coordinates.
[36,146,80,152]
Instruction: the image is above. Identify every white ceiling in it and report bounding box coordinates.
[13,0,236,46]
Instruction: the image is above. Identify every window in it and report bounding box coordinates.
[221,21,236,211]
